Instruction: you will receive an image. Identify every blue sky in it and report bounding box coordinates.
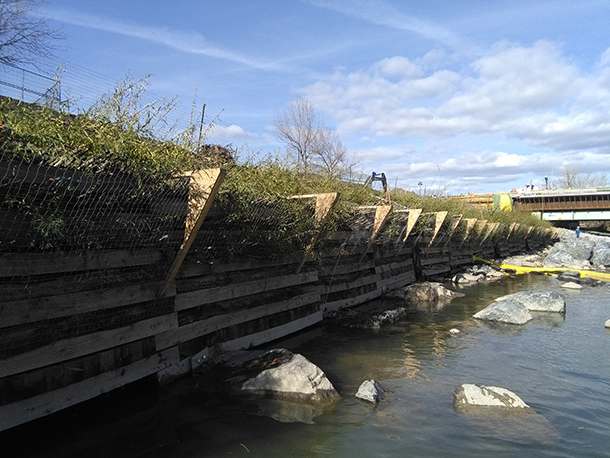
[26,0,610,194]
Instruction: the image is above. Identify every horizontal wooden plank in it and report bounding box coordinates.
[0,314,178,379]
[175,271,318,311]
[317,259,375,277]
[0,281,175,329]
[0,347,179,432]
[420,256,450,267]
[189,312,324,371]
[374,259,413,275]
[422,266,451,276]
[0,249,164,278]
[322,288,384,312]
[321,272,380,295]
[156,291,321,350]
[178,255,300,278]
[377,271,416,290]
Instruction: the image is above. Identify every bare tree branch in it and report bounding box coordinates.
[554,166,607,189]
[0,0,62,65]
[275,97,358,179]
[274,97,320,169]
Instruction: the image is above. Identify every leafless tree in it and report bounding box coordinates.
[554,166,607,189]
[274,97,320,168]
[0,0,62,65]
[275,97,358,178]
[310,129,359,180]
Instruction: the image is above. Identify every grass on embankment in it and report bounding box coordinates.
[0,97,549,230]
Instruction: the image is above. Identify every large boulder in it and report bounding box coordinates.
[473,298,533,325]
[355,379,385,404]
[591,241,610,268]
[543,249,591,270]
[543,239,595,269]
[453,384,534,413]
[404,282,465,302]
[240,352,340,403]
[502,254,544,268]
[497,290,566,313]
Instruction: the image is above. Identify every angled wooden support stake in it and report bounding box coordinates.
[158,168,226,297]
[403,208,422,242]
[296,192,339,274]
[428,211,448,247]
[359,205,393,262]
[395,208,422,255]
[505,222,517,241]
[480,222,499,245]
[442,214,463,250]
[458,218,478,250]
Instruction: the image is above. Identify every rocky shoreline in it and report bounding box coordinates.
[196,228,610,422]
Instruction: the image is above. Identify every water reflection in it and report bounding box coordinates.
[249,398,325,424]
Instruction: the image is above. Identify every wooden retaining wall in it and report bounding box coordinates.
[0,166,560,431]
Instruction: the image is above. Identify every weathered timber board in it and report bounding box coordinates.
[188,312,323,371]
[322,288,384,312]
[178,255,301,278]
[316,259,376,277]
[156,291,320,350]
[374,259,414,275]
[0,347,179,432]
[175,271,318,311]
[377,271,416,290]
[0,249,164,278]
[0,281,173,329]
[0,314,178,379]
[320,272,381,295]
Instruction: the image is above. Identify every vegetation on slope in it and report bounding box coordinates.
[0,94,550,235]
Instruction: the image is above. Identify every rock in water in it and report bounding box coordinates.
[241,353,340,403]
[560,281,583,290]
[605,319,610,329]
[473,298,533,325]
[453,384,534,413]
[404,282,465,302]
[355,379,385,404]
[498,290,566,313]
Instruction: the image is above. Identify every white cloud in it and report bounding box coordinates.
[302,41,610,157]
[43,8,285,71]
[306,0,465,48]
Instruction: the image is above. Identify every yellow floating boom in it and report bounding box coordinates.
[473,256,610,283]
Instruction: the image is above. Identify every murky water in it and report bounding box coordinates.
[6,275,610,457]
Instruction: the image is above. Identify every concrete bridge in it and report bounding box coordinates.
[510,187,610,224]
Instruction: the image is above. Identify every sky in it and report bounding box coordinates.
[17,0,610,194]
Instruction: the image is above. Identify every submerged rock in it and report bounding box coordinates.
[355,379,385,404]
[404,282,464,302]
[326,306,408,330]
[497,290,566,313]
[453,384,534,413]
[474,298,533,325]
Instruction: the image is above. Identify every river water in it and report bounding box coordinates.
[6,274,610,457]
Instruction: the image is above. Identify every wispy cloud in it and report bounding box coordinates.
[43,8,285,71]
[305,0,464,48]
